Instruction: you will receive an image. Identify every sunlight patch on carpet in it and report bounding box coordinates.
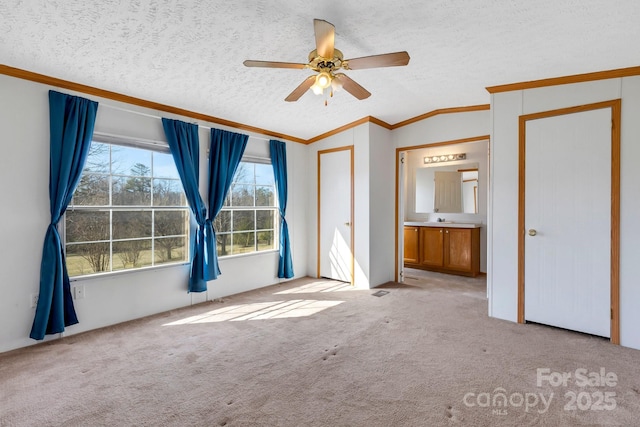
[274,280,355,294]
[163,300,345,325]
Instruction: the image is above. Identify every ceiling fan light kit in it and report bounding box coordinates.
[315,71,333,89]
[244,19,410,104]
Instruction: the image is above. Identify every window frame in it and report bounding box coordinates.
[214,156,279,259]
[63,133,192,279]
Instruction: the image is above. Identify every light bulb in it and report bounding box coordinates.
[311,84,323,95]
[315,71,332,89]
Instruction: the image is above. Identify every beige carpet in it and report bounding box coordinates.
[1,271,640,426]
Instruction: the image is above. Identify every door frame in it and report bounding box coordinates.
[517,99,621,344]
[317,145,354,284]
[394,135,490,281]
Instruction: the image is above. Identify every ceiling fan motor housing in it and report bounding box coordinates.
[308,48,344,74]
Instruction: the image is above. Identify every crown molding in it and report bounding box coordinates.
[486,65,640,94]
[304,116,386,144]
[390,104,490,129]
[304,105,490,144]
[1,64,491,145]
[0,64,306,144]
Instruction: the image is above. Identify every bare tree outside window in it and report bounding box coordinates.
[214,161,277,257]
[65,141,189,276]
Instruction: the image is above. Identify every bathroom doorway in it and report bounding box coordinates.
[395,137,489,283]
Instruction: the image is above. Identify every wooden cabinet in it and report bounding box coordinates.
[403,227,420,264]
[444,228,477,273]
[404,226,480,277]
[419,227,444,267]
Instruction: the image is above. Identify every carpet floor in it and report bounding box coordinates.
[1,271,639,426]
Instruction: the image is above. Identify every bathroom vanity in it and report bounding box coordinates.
[403,222,481,277]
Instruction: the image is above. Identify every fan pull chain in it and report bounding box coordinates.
[324,87,334,106]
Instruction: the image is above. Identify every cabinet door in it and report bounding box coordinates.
[444,228,472,271]
[403,227,419,264]
[420,227,444,267]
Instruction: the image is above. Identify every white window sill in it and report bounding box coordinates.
[217,248,279,261]
[69,261,190,282]
[69,249,279,282]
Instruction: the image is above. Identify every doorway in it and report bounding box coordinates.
[395,136,489,282]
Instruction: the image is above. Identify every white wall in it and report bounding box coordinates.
[392,110,490,147]
[367,124,395,287]
[306,122,396,289]
[308,113,488,288]
[0,74,308,353]
[489,76,640,350]
[306,124,373,287]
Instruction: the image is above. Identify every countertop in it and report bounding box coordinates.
[404,221,482,228]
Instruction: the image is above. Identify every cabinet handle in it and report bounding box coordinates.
[439,229,443,233]
[445,230,449,234]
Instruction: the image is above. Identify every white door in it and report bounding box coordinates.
[434,171,462,213]
[524,108,611,337]
[319,147,353,282]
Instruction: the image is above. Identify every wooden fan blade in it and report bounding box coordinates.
[285,75,317,102]
[314,19,335,59]
[344,51,410,70]
[243,60,307,69]
[334,73,371,100]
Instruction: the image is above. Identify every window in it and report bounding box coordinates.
[65,140,190,276]
[214,161,277,257]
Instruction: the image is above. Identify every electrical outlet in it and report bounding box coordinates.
[30,294,39,308]
[73,285,85,300]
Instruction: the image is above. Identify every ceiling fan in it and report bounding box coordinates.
[243,19,410,103]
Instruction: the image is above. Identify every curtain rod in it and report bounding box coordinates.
[92,131,168,150]
[99,103,272,142]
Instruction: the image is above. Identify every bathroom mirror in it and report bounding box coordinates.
[415,162,479,214]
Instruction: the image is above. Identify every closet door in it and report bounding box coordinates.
[318,147,353,283]
[523,107,612,337]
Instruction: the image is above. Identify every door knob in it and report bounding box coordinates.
[528,229,537,236]
[344,222,351,227]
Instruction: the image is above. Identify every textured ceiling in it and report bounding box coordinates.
[2,0,640,140]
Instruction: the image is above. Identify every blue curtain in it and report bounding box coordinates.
[30,91,98,340]
[269,140,294,278]
[161,118,213,293]
[208,129,248,279]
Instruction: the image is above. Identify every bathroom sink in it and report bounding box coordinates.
[403,221,481,228]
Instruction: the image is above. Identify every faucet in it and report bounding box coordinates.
[437,217,445,222]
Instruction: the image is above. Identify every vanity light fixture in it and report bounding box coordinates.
[424,153,466,164]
